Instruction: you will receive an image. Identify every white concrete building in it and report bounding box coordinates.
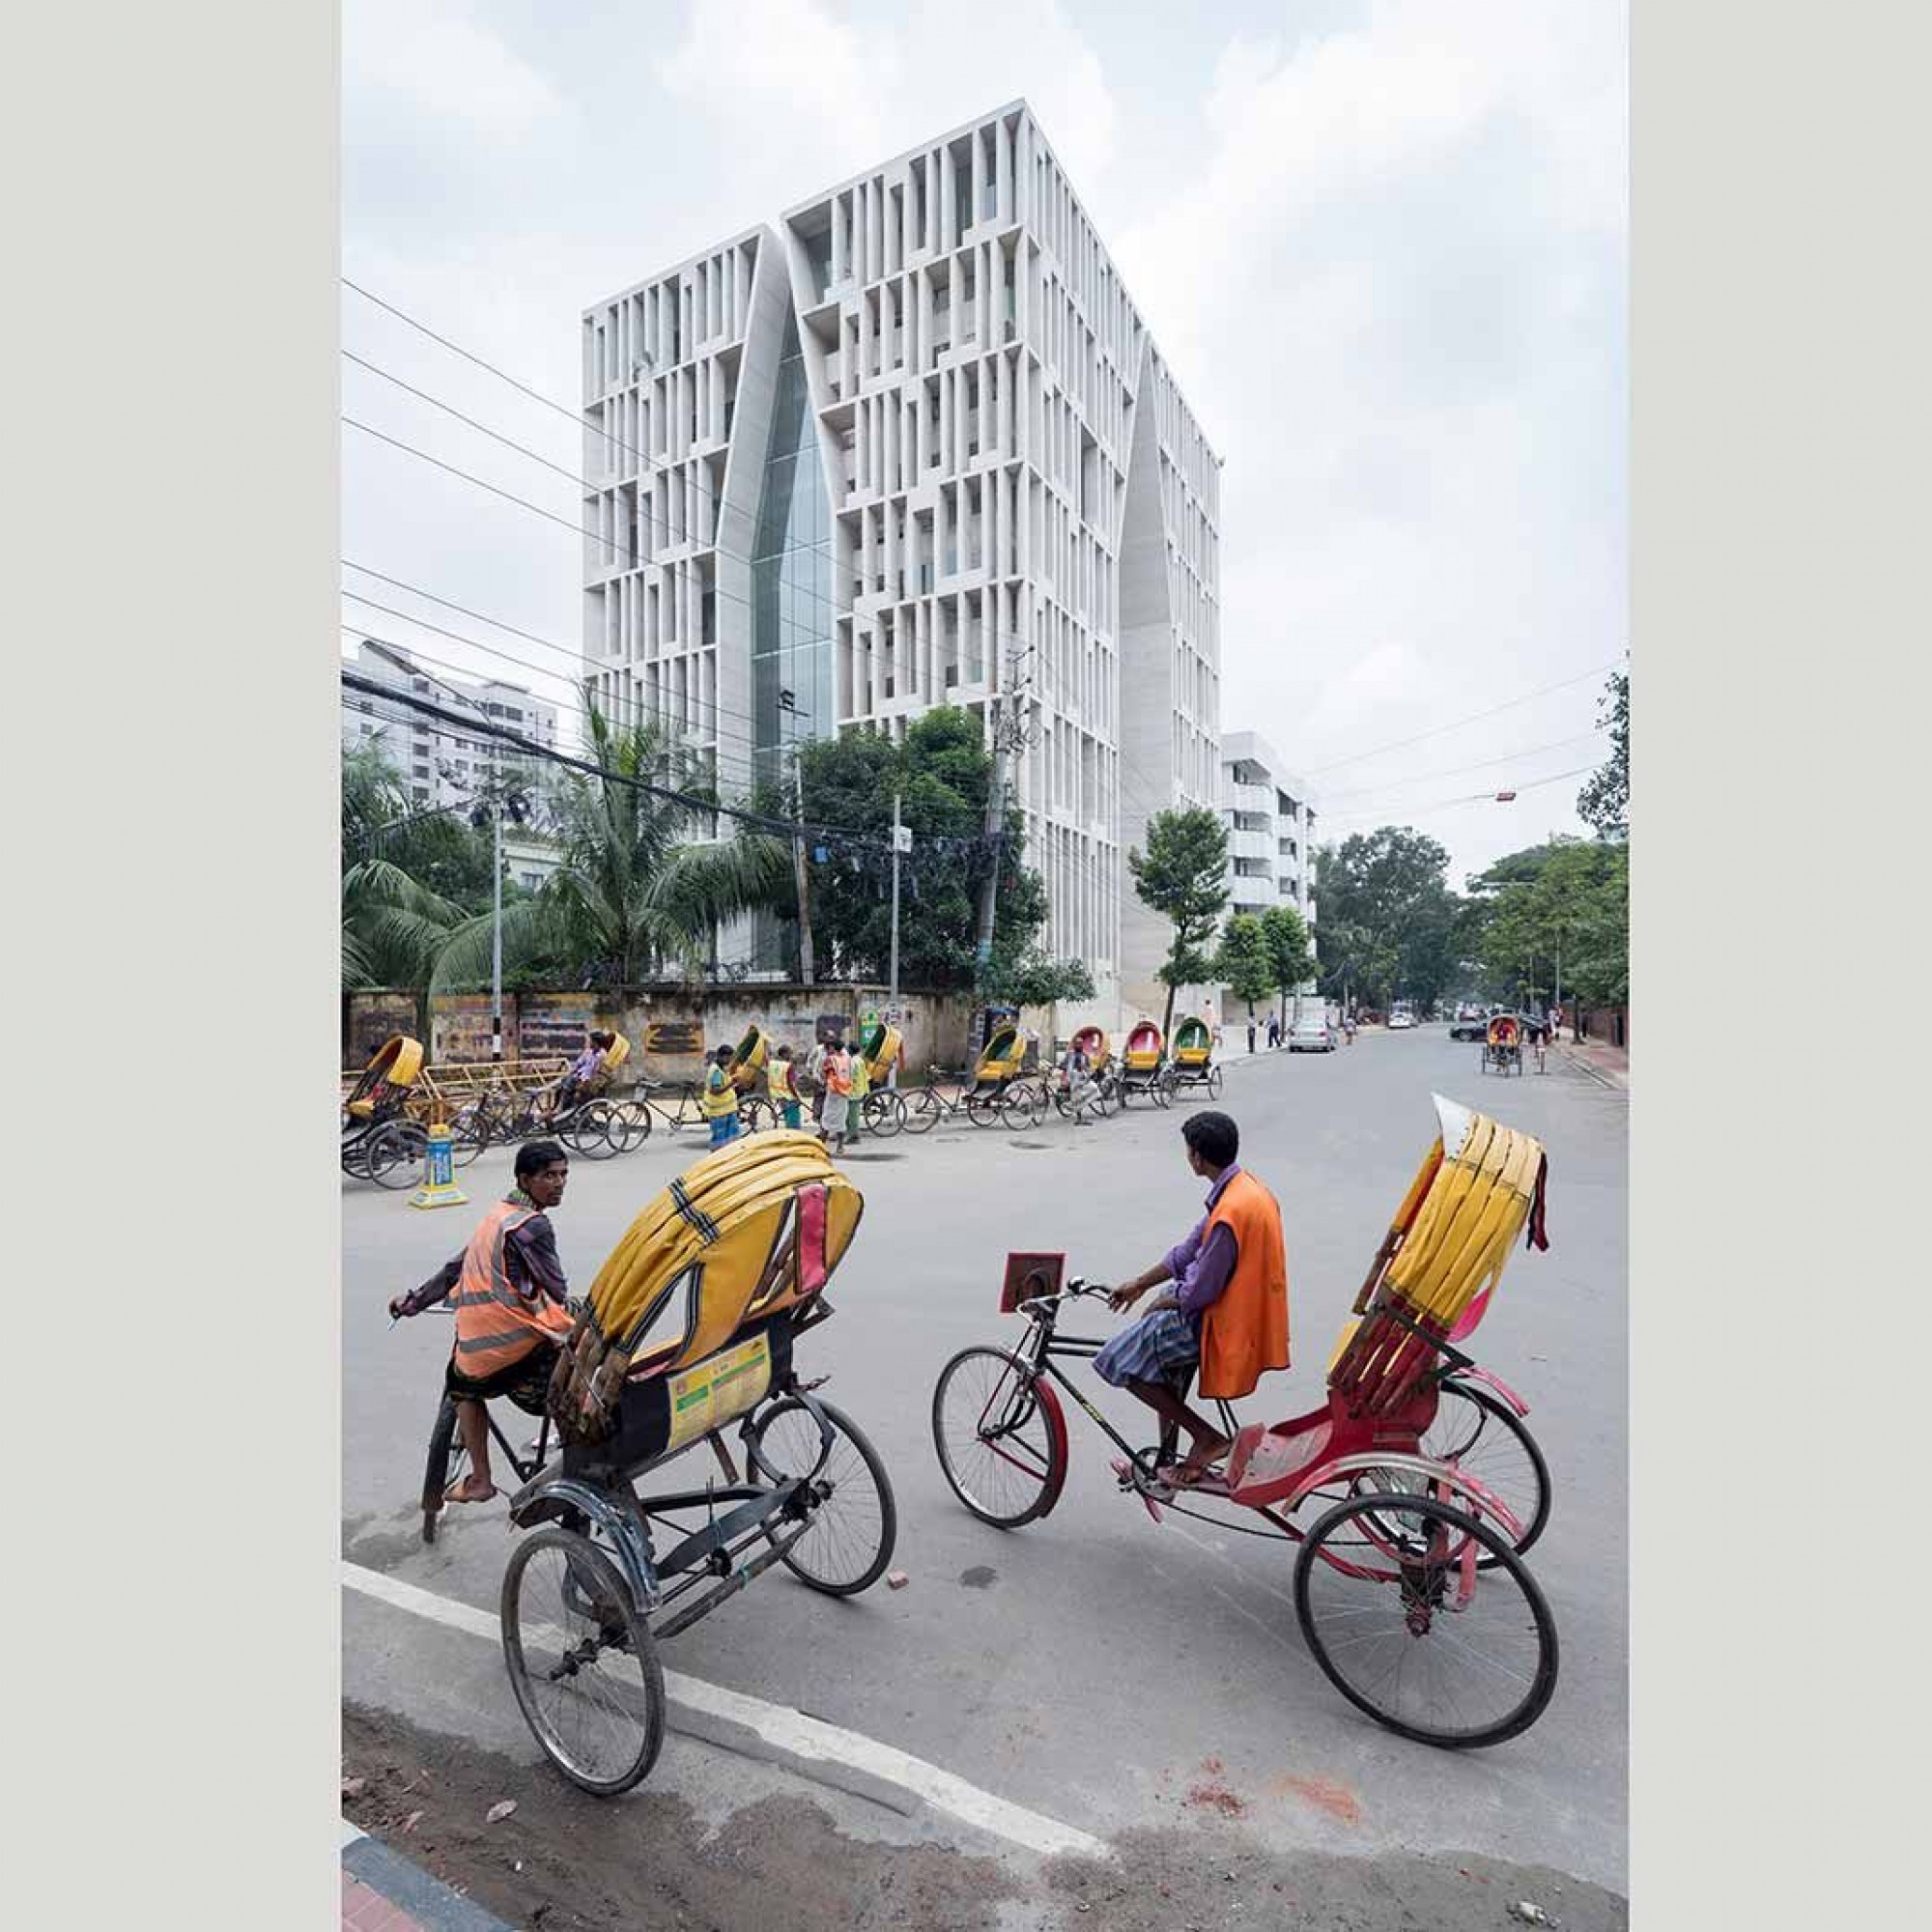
[1219,729,1321,1028]
[342,638,561,811]
[578,101,1221,1025]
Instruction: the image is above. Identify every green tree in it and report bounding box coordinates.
[1257,903,1316,1030]
[1128,807,1231,1039]
[1577,668,1629,840]
[431,708,790,990]
[984,945,1096,1009]
[774,707,1075,992]
[1312,827,1460,1010]
[1467,838,1627,1011]
[1215,913,1278,1028]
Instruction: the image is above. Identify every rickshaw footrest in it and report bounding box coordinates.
[655,1481,807,1582]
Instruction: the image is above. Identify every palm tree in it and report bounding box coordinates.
[430,708,791,992]
[341,744,473,989]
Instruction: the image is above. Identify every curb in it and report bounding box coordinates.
[342,1820,516,1932]
[1558,1045,1629,1093]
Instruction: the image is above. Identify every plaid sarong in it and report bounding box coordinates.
[1093,1307,1201,1388]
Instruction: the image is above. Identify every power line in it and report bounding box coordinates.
[1320,761,1602,826]
[339,664,1006,863]
[1316,727,1610,803]
[1305,662,1624,777]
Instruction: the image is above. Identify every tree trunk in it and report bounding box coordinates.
[1160,973,1178,1045]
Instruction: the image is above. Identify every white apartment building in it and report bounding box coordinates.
[342,638,562,811]
[1220,729,1321,1022]
[578,101,1222,1024]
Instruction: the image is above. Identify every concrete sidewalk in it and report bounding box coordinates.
[1561,1037,1630,1090]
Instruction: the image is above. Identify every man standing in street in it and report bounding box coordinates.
[389,1141,574,1506]
[701,1044,741,1149]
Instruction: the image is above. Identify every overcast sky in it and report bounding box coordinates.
[342,0,1626,887]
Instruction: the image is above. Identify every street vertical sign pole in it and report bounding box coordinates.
[889,789,904,1012]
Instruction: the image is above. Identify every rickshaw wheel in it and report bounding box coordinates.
[603,1100,651,1151]
[445,1105,489,1166]
[1153,1068,1178,1109]
[1420,1381,1552,1564]
[900,1089,944,1134]
[964,1090,1004,1128]
[931,1347,1067,1527]
[560,1104,617,1159]
[502,1526,667,1796]
[1000,1080,1047,1131]
[1293,1491,1558,1749]
[746,1398,897,1595]
[366,1122,427,1189]
[1207,1065,1226,1099]
[863,1090,905,1138]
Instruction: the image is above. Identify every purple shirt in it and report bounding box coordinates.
[1164,1163,1242,1319]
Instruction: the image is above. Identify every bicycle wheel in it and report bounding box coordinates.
[1094,1073,1120,1118]
[501,1525,667,1796]
[745,1398,897,1595]
[740,1096,775,1134]
[559,1103,617,1159]
[602,1100,651,1152]
[931,1347,1066,1528]
[1000,1080,1047,1130]
[965,1089,1004,1128]
[366,1122,427,1189]
[445,1104,489,1167]
[1420,1381,1551,1562]
[1207,1065,1225,1099]
[900,1088,944,1134]
[1153,1068,1178,1109]
[862,1090,905,1139]
[420,1395,462,1545]
[1293,1492,1558,1749]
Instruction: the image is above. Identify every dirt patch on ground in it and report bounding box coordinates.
[1043,1826,1629,1932]
[343,1703,1627,1932]
[342,1703,1018,1932]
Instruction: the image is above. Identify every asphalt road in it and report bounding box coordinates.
[342,1027,1628,1919]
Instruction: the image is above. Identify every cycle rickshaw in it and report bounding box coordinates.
[964,1018,1034,1126]
[856,1018,906,1136]
[931,1093,1559,1748]
[1116,1019,1173,1107]
[1163,1014,1223,1100]
[341,1035,429,1187]
[1481,1013,1523,1076]
[466,1131,895,1795]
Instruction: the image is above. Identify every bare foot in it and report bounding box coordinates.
[444,1474,499,1505]
[1171,1436,1233,1486]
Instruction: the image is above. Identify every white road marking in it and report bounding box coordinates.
[343,1560,1109,1862]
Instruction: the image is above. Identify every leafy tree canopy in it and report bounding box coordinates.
[1215,913,1277,1017]
[1312,826,1463,1010]
[1577,669,1629,840]
[1129,807,1231,1036]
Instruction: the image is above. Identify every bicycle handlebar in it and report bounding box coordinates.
[1017,1275,1107,1317]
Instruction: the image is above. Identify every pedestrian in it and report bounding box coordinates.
[1096,1111,1290,1487]
[1059,1036,1096,1126]
[387,1140,575,1507]
[769,1044,803,1130]
[846,1036,870,1146]
[821,1038,853,1153]
[1266,1013,1281,1051]
[700,1043,741,1149]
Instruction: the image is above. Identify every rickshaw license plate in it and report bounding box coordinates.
[666,1332,774,1451]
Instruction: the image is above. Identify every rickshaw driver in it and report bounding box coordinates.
[388,1140,576,1505]
[1100,1111,1290,1486]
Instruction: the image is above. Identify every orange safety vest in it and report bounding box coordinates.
[1197,1171,1291,1400]
[452,1199,572,1380]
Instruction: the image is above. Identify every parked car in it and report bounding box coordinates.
[1389,1010,1415,1031]
[1449,1012,1490,1040]
[1288,1013,1336,1053]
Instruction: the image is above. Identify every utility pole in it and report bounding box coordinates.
[491,759,503,1063]
[889,789,907,1011]
[974,649,1025,980]
[777,692,815,981]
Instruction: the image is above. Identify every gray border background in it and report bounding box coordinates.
[3,0,1925,1921]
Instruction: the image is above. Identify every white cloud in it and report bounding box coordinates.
[343,0,567,132]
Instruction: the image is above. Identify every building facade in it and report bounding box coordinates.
[579,101,1222,1026]
[342,639,561,811]
[1219,729,1321,1026]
